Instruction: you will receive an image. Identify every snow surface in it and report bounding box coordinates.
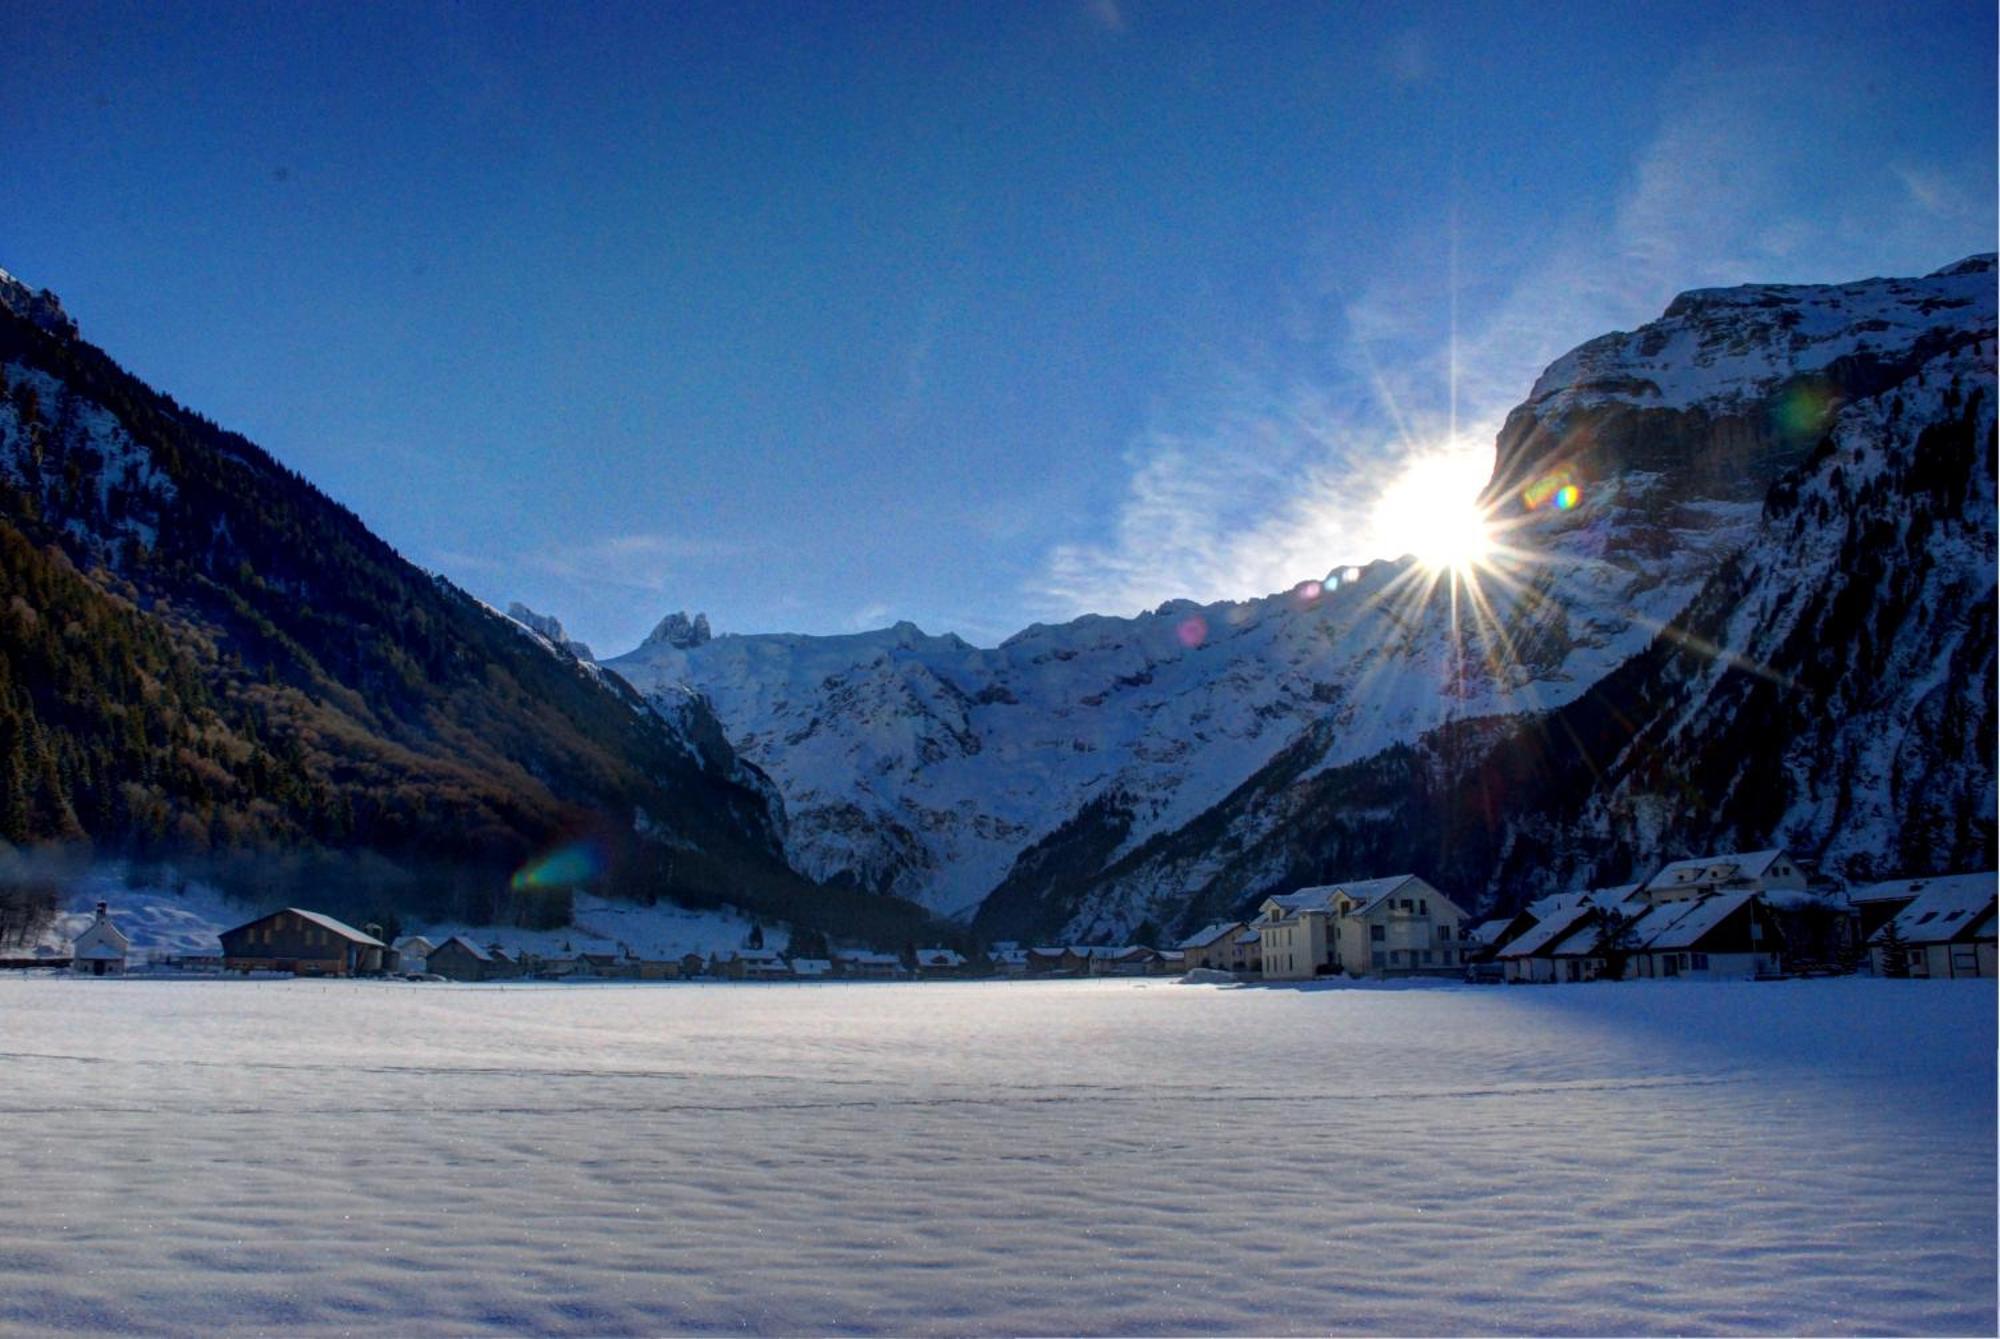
[0,977,1990,1336]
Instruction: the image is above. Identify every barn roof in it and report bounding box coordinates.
[436,935,492,962]
[286,909,385,947]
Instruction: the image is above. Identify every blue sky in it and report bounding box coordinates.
[4,2,1993,651]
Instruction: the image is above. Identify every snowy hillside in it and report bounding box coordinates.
[601,258,1996,937]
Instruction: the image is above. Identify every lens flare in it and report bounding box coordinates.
[1523,469,1583,513]
[512,839,607,892]
[1176,615,1208,648]
[1292,579,1323,607]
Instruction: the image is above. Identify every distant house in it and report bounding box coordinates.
[1026,946,1082,976]
[1499,886,1785,983]
[1867,873,1997,979]
[1628,890,1786,980]
[219,909,386,977]
[1255,875,1471,979]
[427,935,502,981]
[1641,850,1808,903]
[1083,946,1156,976]
[711,948,789,980]
[988,946,1031,976]
[1177,922,1247,972]
[914,947,969,978]
[69,902,130,976]
[1495,898,1601,983]
[834,949,904,980]
[791,958,833,979]
[391,935,435,974]
[1233,927,1262,974]
[1463,909,1538,963]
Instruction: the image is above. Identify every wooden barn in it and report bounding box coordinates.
[218,909,386,977]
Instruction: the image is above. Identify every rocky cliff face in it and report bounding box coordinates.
[606,257,1995,939]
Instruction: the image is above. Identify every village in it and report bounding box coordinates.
[21,847,1997,987]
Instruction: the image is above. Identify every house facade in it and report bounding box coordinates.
[1256,875,1470,980]
[219,909,386,976]
[69,901,130,976]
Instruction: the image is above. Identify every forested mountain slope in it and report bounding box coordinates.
[0,269,934,945]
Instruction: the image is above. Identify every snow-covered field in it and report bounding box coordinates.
[0,977,1991,1336]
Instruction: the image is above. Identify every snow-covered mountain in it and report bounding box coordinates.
[601,257,1996,938]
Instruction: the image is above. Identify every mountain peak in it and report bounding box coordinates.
[0,267,78,339]
[643,610,713,650]
[505,602,594,661]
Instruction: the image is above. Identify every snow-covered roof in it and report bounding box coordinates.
[1497,905,1598,959]
[916,948,967,966]
[1464,918,1517,946]
[1872,874,1998,946]
[718,948,782,964]
[1235,929,1261,945]
[287,909,386,948]
[1644,850,1787,890]
[1177,921,1243,950]
[394,935,435,953]
[436,935,492,962]
[1641,890,1758,951]
[791,958,832,976]
[1850,872,1995,906]
[1326,874,1424,913]
[835,949,903,966]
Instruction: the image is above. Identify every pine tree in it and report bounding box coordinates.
[1875,918,1912,978]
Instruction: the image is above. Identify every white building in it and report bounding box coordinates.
[1866,873,1997,979]
[1641,850,1808,903]
[69,902,129,976]
[1255,875,1470,980]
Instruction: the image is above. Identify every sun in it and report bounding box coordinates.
[1369,446,1497,577]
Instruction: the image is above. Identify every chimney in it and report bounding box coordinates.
[94,901,108,923]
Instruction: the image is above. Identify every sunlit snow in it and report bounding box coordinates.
[0,977,1991,1335]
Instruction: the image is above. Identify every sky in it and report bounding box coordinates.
[2,2,1993,652]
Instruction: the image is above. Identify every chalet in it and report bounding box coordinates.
[1026,946,1085,975]
[1177,922,1247,972]
[1494,897,1599,983]
[1233,927,1262,974]
[1628,890,1786,980]
[1867,873,1997,979]
[711,948,789,980]
[1255,875,1471,980]
[988,947,1030,976]
[69,902,130,976]
[1463,909,1538,962]
[835,949,904,979]
[1085,946,1159,976]
[629,957,683,981]
[914,947,969,978]
[791,958,833,979]
[219,909,386,977]
[427,935,504,981]
[679,952,709,977]
[1641,850,1807,904]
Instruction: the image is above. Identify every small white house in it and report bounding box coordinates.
[1867,873,1998,979]
[70,902,130,976]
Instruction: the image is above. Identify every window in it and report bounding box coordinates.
[1370,925,1385,942]
[1418,900,1428,916]
[1437,924,1453,941]
[1441,949,1453,965]
[1421,950,1432,964]
[1371,950,1385,968]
